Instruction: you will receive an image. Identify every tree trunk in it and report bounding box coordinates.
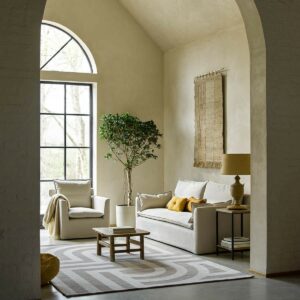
[125,168,133,206]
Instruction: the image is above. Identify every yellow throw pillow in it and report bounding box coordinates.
[167,196,188,212]
[185,197,207,212]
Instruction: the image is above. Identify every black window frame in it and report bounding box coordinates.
[40,81,93,197]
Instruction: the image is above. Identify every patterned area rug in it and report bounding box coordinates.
[42,241,252,297]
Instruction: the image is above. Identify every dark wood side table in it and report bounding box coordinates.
[216,208,250,260]
[93,227,150,262]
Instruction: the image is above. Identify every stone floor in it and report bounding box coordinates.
[40,230,300,300]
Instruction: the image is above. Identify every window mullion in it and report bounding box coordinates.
[89,85,93,186]
[40,37,72,70]
[64,83,67,180]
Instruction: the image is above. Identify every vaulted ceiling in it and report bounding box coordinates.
[119,0,243,51]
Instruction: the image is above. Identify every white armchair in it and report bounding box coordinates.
[50,180,110,239]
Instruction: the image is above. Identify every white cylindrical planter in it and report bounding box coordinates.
[116,205,136,227]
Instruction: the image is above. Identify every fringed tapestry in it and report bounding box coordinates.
[194,72,224,168]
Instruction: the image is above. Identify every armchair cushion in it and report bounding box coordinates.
[68,207,103,219]
[54,180,91,208]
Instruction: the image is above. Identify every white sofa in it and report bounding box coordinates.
[136,180,250,254]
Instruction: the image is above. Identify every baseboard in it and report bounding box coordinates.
[249,269,300,278]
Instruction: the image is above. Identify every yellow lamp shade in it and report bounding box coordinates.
[221,154,250,175]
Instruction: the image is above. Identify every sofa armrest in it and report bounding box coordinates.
[92,196,110,216]
[193,206,225,254]
[135,196,141,214]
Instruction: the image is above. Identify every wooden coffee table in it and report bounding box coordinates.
[93,227,150,262]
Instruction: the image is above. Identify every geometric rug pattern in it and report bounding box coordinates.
[41,241,252,297]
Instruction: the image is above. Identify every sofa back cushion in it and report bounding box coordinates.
[203,181,231,204]
[174,180,207,199]
[138,191,172,211]
[54,180,92,208]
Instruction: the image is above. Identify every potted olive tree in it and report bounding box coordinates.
[99,113,162,227]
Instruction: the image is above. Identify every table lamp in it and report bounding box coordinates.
[221,154,250,210]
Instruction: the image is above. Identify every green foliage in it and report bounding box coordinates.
[99,113,162,170]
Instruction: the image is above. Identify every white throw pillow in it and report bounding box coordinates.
[203,181,232,204]
[54,180,91,208]
[138,191,172,211]
[174,180,207,199]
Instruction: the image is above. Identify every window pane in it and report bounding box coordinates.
[41,149,64,180]
[41,24,70,68]
[40,181,55,214]
[41,83,64,113]
[66,116,90,147]
[66,85,90,114]
[43,40,91,73]
[66,148,90,179]
[41,115,64,147]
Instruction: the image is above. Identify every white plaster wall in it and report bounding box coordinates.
[43,0,164,224]
[0,1,46,299]
[164,24,250,194]
[236,0,267,276]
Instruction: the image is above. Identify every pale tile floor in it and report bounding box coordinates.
[40,230,300,300]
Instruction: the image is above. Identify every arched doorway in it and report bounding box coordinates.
[0,0,271,298]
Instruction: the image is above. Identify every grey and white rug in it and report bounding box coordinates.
[41,240,252,297]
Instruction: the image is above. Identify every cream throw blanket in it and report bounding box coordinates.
[43,194,70,239]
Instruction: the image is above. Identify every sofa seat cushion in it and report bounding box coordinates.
[138,208,193,229]
[68,207,103,219]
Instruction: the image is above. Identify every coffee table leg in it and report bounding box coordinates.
[140,235,144,260]
[126,236,130,253]
[97,234,102,256]
[110,236,115,262]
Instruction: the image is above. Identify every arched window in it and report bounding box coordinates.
[40,22,96,214]
[40,22,96,73]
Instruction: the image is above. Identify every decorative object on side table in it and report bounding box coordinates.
[216,208,250,260]
[221,153,250,210]
[99,113,162,227]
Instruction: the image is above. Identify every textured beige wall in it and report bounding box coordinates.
[0,1,46,299]
[43,0,164,224]
[164,24,250,194]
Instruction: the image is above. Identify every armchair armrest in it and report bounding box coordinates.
[58,198,70,230]
[58,198,69,216]
[92,196,110,216]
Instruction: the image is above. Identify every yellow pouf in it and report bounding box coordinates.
[41,253,60,286]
